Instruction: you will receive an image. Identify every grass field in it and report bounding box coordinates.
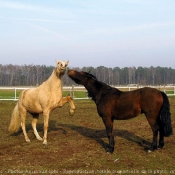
[0,89,88,100]
[0,86,174,100]
[0,97,175,174]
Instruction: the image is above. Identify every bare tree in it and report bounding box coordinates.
[150,66,156,85]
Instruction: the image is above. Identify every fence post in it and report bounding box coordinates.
[14,88,17,100]
[164,85,165,93]
[72,85,74,99]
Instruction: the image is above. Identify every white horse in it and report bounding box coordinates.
[9,60,75,144]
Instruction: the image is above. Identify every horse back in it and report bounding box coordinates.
[96,87,163,120]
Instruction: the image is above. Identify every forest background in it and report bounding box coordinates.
[0,64,175,86]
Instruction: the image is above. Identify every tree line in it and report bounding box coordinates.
[0,64,175,86]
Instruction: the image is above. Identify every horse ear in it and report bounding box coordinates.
[65,60,69,66]
[55,60,60,65]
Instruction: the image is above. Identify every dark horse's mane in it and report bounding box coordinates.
[86,71,97,80]
[86,72,117,99]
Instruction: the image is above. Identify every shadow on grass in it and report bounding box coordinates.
[58,123,151,152]
[9,120,151,151]
[9,120,67,136]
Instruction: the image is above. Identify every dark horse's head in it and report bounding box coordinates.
[67,70,110,100]
[67,70,97,86]
[67,70,98,99]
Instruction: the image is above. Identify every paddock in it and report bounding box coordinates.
[0,99,175,174]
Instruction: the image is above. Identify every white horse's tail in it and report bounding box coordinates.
[8,103,21,133]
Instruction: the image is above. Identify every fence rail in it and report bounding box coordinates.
[0,85,175,101]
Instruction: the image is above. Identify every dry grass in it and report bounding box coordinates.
[0,98,175,175]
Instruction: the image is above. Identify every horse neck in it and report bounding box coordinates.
[85,81,107,104]
[45,70,62,90]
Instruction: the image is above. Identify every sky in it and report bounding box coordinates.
[0,0,175,68]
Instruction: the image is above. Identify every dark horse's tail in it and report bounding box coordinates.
[159,92,173,137]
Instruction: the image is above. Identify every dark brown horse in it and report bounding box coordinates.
[68,70,172,153]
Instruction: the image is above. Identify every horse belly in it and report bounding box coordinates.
[98,98,141,120]
[22,95,43,113]
[115,113,140,120]
[25,101,43,114]
[113,104,141,120]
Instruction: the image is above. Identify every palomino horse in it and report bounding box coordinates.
[68,70,172,153]
[9,61,75,144]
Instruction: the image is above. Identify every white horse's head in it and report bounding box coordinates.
[55,60,69,76]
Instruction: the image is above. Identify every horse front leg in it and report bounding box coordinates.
[102,117,115,153]
[58,96,76,116]
[43,111,50,145]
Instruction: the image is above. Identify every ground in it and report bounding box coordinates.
[0,99,175,175]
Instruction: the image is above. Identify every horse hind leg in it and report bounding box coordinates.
[150,120,165,151]
[31,114,43,141]
[156,117,165,149]
[158,130,164,149]
[20,110,30,142]
[146,116,159,152]
[149,123,159,152]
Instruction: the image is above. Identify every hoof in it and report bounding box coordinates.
[147,149,152,153]
[147,147,157,153]
[148,144,157,153]
[157,144,164,149]
[37,137,43,141]
[106,147,114,153]
[43,140,47,145]
[69,109,75,116]
[25,139,31,143]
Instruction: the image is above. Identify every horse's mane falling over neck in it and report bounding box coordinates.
[85,74,113,102]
